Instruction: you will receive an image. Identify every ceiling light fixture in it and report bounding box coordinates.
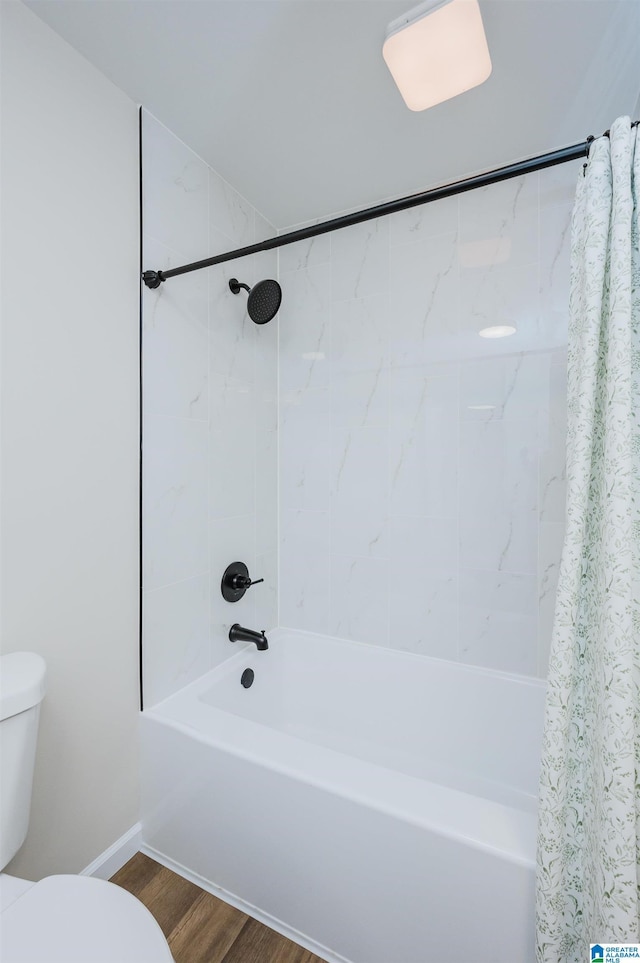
[382,0,492,112]
[478,325,517,338]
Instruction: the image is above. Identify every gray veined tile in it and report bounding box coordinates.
[459,260,539,362]
[280,387,331,512]
[459,354,547,423]
[459,512,538,575]
[459,418,539,518]
[332,427,388,517]
[143,415,209,591]
[254,210,277,244]
[389,195,458,248]
[459,570,538,675]
[256,430,278,557]
[539,201,572,352]
[209,427,255,520]
[330,555,389,646]
[331,217,389,302]
[254,551,278,632]
[142,238,209,421]
[459,172,538,271]
[388,233,460,366]
[389,568,458,660]
[278,230,331,273]
[331,294,390,428]
[142,111,209,262]
[389,413,457,519]
[143,574,211,706]
[331,510,390,559]
[388,515,457,569]
[280,510,330,634]
[538,159,581,209]
[278,263,331,391]
[209,168,254,248]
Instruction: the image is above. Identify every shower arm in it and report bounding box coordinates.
[229,279,250,295]
[142,122,639,290]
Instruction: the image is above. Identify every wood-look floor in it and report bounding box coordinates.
[110,852,327,963]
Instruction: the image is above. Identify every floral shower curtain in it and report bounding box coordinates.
[536,116,640,962]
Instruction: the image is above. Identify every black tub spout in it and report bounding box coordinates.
[229,624,268,650]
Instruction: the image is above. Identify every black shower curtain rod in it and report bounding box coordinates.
[142,123,638,290]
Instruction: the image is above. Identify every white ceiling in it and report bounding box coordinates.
[25,0,640,229]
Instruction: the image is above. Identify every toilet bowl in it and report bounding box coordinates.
[0,652,174,963]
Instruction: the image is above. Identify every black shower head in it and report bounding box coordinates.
[229,277,282,324]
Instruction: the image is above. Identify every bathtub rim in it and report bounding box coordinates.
[152,626,547,708]
[143,629,543,871]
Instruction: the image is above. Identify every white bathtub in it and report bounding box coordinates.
[140,629,546,963]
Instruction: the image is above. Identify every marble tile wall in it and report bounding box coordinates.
[142,104,576,688]
[142,111,278,706]
[279,162,578,678]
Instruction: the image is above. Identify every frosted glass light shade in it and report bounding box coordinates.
[383,0,492,111]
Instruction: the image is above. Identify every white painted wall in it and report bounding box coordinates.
[0,1,140,878]
[141,112,278,707]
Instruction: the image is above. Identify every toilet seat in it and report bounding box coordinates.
[1,874,174,962]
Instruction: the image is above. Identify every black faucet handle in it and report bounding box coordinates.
[221,562,263,602]
[233,574,264,590]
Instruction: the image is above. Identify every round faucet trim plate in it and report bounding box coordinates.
[221,561,263,602]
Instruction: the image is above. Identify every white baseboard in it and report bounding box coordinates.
[80,823,142,880]
[140,843,351,963]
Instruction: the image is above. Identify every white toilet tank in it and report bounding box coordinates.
[0,653,46,871]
